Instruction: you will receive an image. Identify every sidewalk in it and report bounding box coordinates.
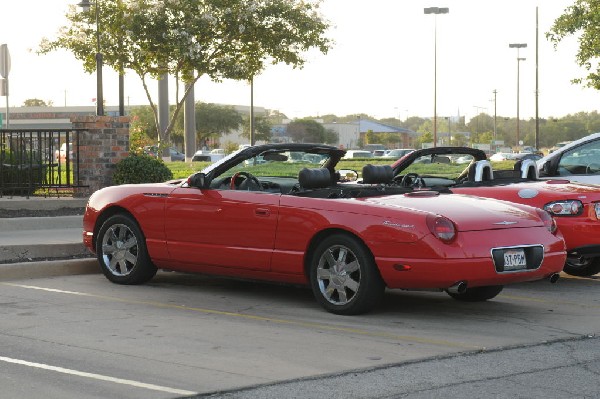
[0,196,98,279]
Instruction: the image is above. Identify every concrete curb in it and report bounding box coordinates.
[0,215,83,230]
[0,258,99,281]
[0,197,87,211]
[0,242,89,263]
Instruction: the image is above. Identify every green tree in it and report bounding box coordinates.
[415,131,433,149]
[287,119,329,143]
[241,115,273,143]
[547,0,600,89]
[129,106,158,152]
[324,128,339,145]
[452,133,468,147]
[23,98,52,107]
[194,103,243,148]
[39,0,331,147]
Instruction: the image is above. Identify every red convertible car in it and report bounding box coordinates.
[83,144,565,314]
[388,146,600,277]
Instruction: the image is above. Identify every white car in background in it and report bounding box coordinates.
[342,150,373,159]
[538,132,600,184]
[55,142,72,162]
[192,149,226,162]
[382,149,414,160]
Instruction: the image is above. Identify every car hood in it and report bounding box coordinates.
[359,192,543,232]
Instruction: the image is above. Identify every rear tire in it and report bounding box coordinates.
[309,234,385,315]
[446,285,503,302]
[564,257,600,277]
[96,214,157,284]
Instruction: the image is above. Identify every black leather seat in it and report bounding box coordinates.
[298,168,332,189]
[362,164,393,184]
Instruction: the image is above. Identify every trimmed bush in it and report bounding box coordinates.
[113,154,173,185]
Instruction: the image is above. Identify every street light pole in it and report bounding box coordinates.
[509,43,527,149]
[424,7,449,148]
[78,0,104,116]
[492,89,497,143]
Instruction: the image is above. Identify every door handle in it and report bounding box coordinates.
[255,208,270,217]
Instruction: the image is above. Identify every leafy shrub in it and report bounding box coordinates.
[113,154,173,185]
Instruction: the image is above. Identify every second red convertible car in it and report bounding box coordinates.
[389,146,600,277]
[83,144,565,314]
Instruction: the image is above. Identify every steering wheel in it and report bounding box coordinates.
[230,171,262,191]
[400,172,426,187]
[586,163,600,174]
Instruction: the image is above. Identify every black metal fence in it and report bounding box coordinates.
[0,129,84,197]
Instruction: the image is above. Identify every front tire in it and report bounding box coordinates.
[309,234,385,315]
[446,285,503,302]
[564,256,600,277]
[96,214,157,284]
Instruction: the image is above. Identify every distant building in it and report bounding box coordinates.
[324,119,417,149]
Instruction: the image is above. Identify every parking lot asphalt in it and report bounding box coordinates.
[0,198,600,399]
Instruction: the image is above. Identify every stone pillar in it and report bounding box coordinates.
[70,115,130,197]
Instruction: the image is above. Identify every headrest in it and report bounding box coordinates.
[518,159,538,179]
[298,168,332,189]
[473,160,494,181]
[362,164,393,184]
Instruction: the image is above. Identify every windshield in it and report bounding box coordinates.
[226,150,330,178]
[402,154,473,179]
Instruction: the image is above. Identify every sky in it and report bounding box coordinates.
[0,0,598,123]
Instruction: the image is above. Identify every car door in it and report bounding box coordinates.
[553,139,600,184]
[163,186,280,271]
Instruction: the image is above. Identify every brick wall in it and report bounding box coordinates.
[71,116,130,197]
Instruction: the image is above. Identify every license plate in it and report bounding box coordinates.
[503,249,526,270]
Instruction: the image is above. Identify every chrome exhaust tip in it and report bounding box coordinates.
[549,273,560,284]
[447,281,467,294]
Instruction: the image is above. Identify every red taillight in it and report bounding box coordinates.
[426,214,456,243]
[536,208,557,234]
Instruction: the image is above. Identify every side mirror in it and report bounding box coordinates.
[541,161,552,177]
[187,173,206,188]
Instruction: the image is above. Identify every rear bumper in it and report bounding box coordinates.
[376,250,566,290]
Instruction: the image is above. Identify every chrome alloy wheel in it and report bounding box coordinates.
[316,244,362,305]
[101,223,139,277]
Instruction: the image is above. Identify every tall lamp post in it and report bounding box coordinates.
[424,6,449,147]
[509,43,527,148]
[78,0,104,116]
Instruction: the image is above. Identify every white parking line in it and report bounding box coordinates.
[0,356,197,396]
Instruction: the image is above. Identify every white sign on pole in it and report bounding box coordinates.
[0,44,11,79]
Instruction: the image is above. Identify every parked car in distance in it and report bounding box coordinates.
[549,141,573,153]
[55,142,72,162]
[490,152,541,162]
[83,143,565,315]
[143,146,185,162]
[387,146,600,276]
[342,150,373,159]
[168,148,185,161]
[382,149,414,160]
[192,149,226,162]
[538,132,600,185]
[489,152,516,162]
[363,144,386,153]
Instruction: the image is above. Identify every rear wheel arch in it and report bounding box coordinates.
[305,229,386,314]
[304,228,377,278]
